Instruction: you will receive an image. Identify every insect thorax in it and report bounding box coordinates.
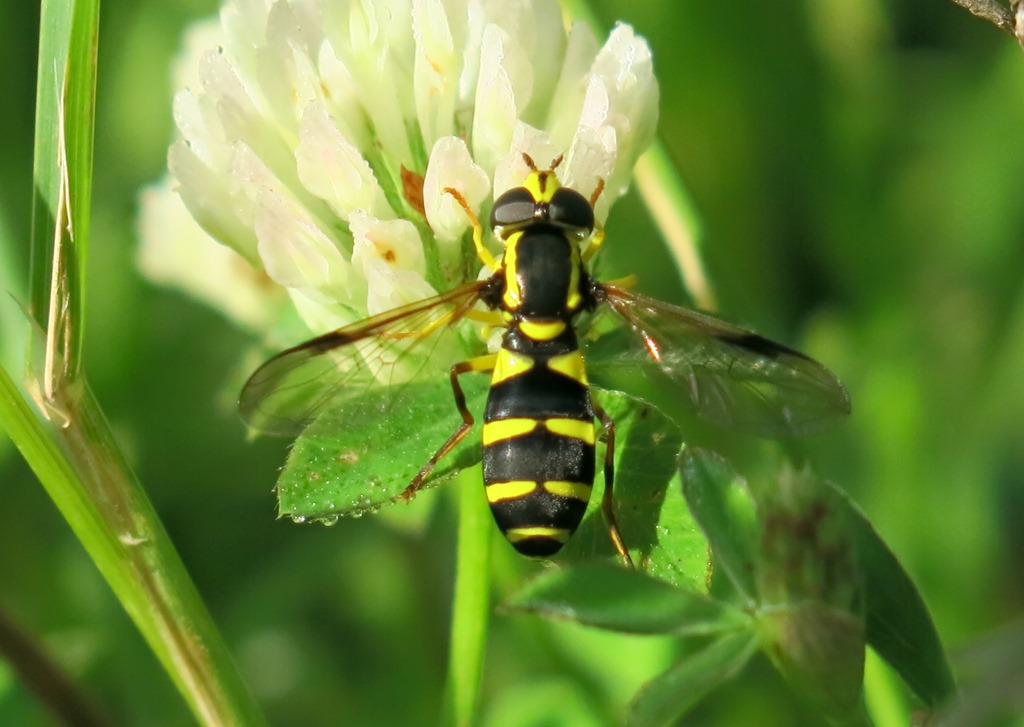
[500,225,586,319]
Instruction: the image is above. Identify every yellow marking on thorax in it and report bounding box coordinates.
[544,418,595,445]
[546,351,588,384]
[524,170,560,204]
[566,243,583,311]
[519,318,566,341]
[542,481,592,502]
[491,348,535,385]
[501,232,523,309]
[485,480,537,503]
[505,526,571,544]
[482,418,538,445]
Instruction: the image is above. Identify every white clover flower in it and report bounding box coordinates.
[139,0,659,341]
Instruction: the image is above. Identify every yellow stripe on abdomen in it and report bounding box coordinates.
[542,481,592,501]
[505,527,571,544]
[491,348,535,385]
[485,480,591,504]
[482,418,538,445]
[485,480,537,503]
[544,418,595,445]
[546,350,588,384]
[484,417,594,445]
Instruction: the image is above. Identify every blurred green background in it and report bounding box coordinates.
[1,0,1023,724]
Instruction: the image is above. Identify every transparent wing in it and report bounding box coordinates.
[240,281,488,436]
[589,284,850,437]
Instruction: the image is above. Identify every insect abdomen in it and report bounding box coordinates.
[481,332,594,558]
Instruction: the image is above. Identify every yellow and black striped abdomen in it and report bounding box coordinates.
[481,329,595,558]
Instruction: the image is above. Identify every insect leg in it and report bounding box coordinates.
[463,309,504,326]
[593,399,635,568]
[598,274,638,290]
[582,178,607,263]
[400,353,497,501]
[443,187,500,272]
[583,224,606,264]
[588,177,606,208]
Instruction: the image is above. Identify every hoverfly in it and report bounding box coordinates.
[240,154,849,566]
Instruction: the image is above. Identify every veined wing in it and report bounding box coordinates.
[240,280,488,436]
[589,283,850,437]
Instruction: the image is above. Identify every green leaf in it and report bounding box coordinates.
[559,390,709,589]
[683,450,955,710]
[627,631,759,727]
[277,377,488,520]
[836,482,956,707]
[505,563,749,636]
[679,448,760,599]
[280,382,709,586]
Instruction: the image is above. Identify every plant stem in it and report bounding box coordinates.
[558,0,714,310]
[633,147,714,309]
[18,0,267,721]
[443,465,493,727]
[0,603,115,727]
[947,0,1014,31]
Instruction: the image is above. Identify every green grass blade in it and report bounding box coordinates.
[29,0,97,382]
[18,1,268,723]
[0,362,268,726]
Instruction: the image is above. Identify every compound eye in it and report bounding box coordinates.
[490,187,537,229]
[548,187,594,232]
